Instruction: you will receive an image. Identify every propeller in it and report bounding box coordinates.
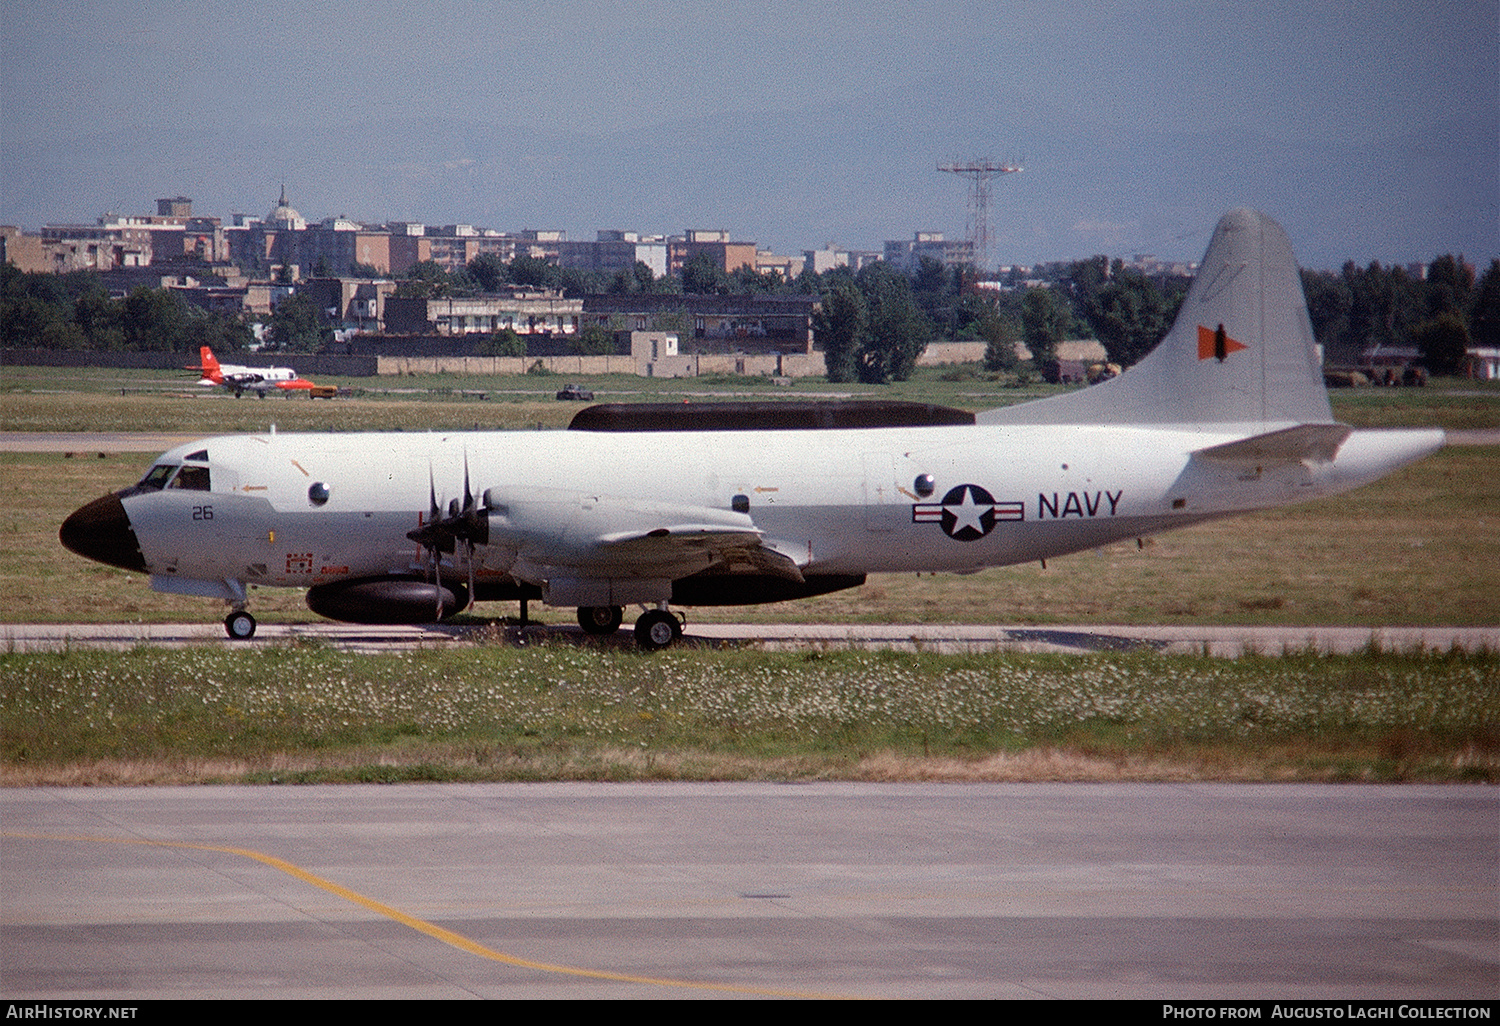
[405,456,491,615]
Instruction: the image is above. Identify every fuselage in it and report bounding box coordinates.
[81,422,1443,605]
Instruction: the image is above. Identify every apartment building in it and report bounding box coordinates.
[668,229,758,276]
[555,230,669,279]
[883,231,975,271]
[383,287,584,336]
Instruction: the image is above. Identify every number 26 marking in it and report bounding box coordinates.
[192,505,214,521]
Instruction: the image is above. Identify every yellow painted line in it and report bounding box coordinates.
[4,831,856,999]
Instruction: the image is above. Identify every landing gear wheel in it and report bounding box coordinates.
[633,609,682,651]
[225,610,257,640]
[578,605,624,635]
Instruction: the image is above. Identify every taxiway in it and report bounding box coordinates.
[4,620,1499,656]
[2,783,1494,1000]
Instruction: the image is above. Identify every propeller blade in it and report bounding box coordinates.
[465,539,476,611]
[404,458,491,618]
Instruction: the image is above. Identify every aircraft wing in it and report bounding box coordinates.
[480,486,798,582]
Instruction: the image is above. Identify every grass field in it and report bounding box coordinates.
[3,365,1496,784]
[3,645,1496,785]
[5,363,1499,432]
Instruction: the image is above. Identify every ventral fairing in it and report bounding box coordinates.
[62,210,1444,647]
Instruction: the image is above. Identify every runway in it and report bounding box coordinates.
[5,620,1499,655]
[2,783,1495,1000]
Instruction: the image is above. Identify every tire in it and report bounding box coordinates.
[633,610,681,651]
[225,610,257,640]
[577,605,624,635]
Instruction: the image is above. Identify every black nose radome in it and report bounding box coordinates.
[60,493,147,573]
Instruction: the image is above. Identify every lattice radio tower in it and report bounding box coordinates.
[937,158,1022,268]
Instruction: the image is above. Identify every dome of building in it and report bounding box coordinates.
[266,185,305,230]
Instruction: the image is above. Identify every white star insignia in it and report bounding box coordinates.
[947,487,988,535]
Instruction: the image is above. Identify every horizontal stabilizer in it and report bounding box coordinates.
[1193,424,1352,466]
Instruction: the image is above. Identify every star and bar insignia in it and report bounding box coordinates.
[912,484,1023,541]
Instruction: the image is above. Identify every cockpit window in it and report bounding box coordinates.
[169,466,211,491]
[137,464,176,490]
[184,449,209,462]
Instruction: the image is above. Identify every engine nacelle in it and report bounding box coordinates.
[305,576,468,624]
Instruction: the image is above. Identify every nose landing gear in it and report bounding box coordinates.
[224,609,257,640]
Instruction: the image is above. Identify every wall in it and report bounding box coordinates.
[376,351,828,378]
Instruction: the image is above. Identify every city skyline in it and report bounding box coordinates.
[3,1,1496,271]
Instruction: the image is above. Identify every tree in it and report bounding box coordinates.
[681,252,730,295]
[1343,261,1421,352]
[119,287,187,351]
[731,264,782,294]
[184,310,253,355]
[74,285,122,349]
[395,260,451,299]
[910,258,975,341]
[1064,255,1110,321]
[1020,287,1066,369]
[814,275,865,383]
[267,292,322,352]
[468,253,508,292]
[2,292,65,348]
[572,324,616,356]
[1425,254,1474,320]
[481,327,526,357]
[977,304,1020,372]
[1084,266,1174,367]
[607,261,669,295]
[554,266,604,297]
[855,261,930,383]
[508,255,559,289]
[1411,314,1470,376]
[1301,269,1354,361]
[1470,260,1500,350]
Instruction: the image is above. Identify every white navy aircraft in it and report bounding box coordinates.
[62,210,1444,648]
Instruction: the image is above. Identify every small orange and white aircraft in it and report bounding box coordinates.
[186,346,320,398]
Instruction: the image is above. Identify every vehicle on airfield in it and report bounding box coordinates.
[63,209,1445,648]
[186,346,322,398]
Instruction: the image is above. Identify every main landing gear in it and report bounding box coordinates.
[633,607,683,651]
[225,609,257,640]
[577,605,625,635]
[576,604,684,650]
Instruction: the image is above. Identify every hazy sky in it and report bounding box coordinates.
[3,0,1495,268]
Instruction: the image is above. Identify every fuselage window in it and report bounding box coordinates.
[169,466,211,491]
[137,464,176,490]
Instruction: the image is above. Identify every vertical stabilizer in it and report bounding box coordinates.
[979,208,1333,428]
[199,346,222,383]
